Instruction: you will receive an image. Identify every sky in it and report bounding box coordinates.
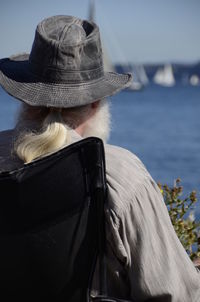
[0,0,200,64]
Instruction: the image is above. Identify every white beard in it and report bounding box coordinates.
[82,99,111,143]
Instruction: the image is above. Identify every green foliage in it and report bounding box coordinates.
[157,178,200,260]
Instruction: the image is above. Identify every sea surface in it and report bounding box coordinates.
[0,83,200,216]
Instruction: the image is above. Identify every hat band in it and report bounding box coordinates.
[28,61,104,83]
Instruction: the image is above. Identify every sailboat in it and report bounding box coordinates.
[88,0,145,91]
[189,74,200,86]
[130,64,149,89]
[153,64,175,87]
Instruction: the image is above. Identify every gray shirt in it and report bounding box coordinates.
[0,129,200,302]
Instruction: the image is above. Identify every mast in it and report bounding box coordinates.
[88,0,95,22]
[88,0,115,72]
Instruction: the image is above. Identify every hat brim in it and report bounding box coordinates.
[0,55,133,108]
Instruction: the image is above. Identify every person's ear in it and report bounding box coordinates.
[91,100,100,109]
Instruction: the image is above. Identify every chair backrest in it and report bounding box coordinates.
[0,137,107,302]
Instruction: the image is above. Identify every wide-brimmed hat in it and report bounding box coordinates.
[0,15,132,108]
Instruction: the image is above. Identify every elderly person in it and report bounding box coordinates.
[0,15,200,302]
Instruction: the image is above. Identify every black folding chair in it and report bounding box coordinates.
[0,137,107,302]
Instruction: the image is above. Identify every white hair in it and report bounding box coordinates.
[14,99,111,163]
[82,99,111,142]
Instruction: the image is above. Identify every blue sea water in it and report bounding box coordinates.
[109,84,200,216]
[0,83,200,216]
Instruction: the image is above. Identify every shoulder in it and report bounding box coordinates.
[104,143,153,187]
[104,143,161,215]
[104,143,151,179]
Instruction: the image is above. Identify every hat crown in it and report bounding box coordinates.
[29,15,104,83]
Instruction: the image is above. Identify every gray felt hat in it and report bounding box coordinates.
[0,15,133,108]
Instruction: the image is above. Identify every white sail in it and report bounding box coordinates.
[132,64,149,86]
[127,65,143,90]
[137,65,149,85]
[153,64,175,87]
